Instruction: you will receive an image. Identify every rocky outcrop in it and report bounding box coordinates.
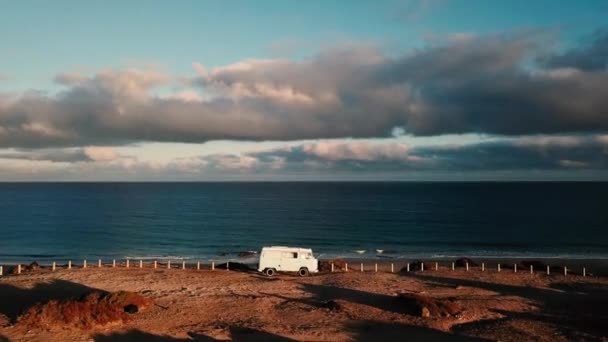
[18,291,153,329]
[454,258,478,268]
[25,261,40,271]
[400,260,425,272]
[318,259,347,272]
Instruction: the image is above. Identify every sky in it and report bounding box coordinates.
[0,0,607,181]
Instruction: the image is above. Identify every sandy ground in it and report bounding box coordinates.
[0,266,607,341]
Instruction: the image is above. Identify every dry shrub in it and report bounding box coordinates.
[396,293,461,318]
[18,290,153,329]
[319,259,347,272]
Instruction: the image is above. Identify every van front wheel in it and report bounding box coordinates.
[298,267,310,277]
[264,268,276,276]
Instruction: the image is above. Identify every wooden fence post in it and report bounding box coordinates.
[435,262,438,271]
[345,263,348,272]
[482,263,485,272]
[375,263,378,273]
[167,260,171,269]
[197,261,200,270]
[498,264,501,272]
[98,259,102,268]
[126,259,130,268]
[391,263,394,273]
[466,262,469,271]
[52,262,56,271]
[154,260,157,269]
[407,263,410,272]
[68,261,72,270]
[83,260,87,269]
[211,261,215,271]
[182,261,186,270]
[451,262,455,271]
[331,263,334,272]
[583,267,586,277]
[546,265,550,275]
[360,263,363,272]
[139,260,143,269]
[112,259,116,268]
[564,266,567,276]
[514,264,517,273]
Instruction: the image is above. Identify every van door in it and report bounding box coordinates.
[280,251,299,271]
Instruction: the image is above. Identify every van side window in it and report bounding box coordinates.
[281,252,298,259]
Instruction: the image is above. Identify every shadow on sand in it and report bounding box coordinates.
[346,320,489,342]
[92,327,296,342]
[0,279,99,323]
[404,273,608,340]
[265,283,489,341]
[297,282,415,314]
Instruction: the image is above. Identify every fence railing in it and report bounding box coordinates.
[0,260,592,277]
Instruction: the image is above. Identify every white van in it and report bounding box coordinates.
[258,246,319,276]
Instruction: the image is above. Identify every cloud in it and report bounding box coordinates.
[0,146,120,163]
[2,135,607,180]
[1,30,608,149]
[196,135,608,173]
[540,29,608,71]
[83,146,119,161]
[0,148,93,163]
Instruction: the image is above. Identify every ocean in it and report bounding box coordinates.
[0,182,607,264]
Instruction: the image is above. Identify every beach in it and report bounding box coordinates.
[1,261,607,341]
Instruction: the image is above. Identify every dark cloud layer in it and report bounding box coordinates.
[0,148,93,163]
[198,136,608,173]
[1,31,608,148]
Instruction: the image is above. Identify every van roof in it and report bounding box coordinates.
[262,246,313,252]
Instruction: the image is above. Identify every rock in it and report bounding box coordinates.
[17,290,153,329]
[396,293,461,318]
[26,261,40,271]
[520,260,546,269]
[237,251,257,258]
[318,259,347,272]
[520,260,560,272]
[400,260,425,272]
[454,258,478,268]
[321,300,341,311]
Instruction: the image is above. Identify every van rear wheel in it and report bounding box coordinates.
[298,267,309,277]
[264,268,276,276]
